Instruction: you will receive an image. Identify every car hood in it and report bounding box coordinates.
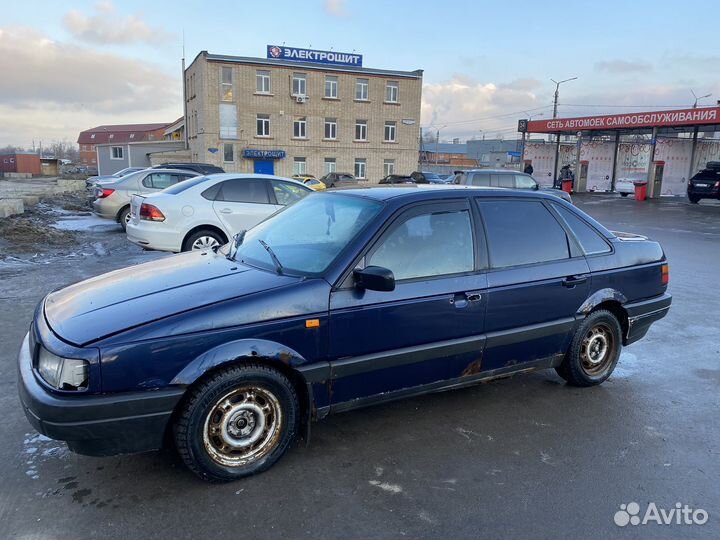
[44,250,300,346]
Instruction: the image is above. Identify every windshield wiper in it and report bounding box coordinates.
[258,240,283,275]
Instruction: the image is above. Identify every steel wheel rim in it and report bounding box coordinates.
[192,236,220,250]
[203,386,282,467]
[580,323,613,375]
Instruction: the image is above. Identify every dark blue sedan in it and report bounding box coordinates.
[18,186,671,481]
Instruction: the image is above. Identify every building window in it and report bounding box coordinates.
[220,103,238,138]
[385,80,399,103]
[324,158,336,174]
[221,66,233,101]
[384,121,397,142]
[109,134,114,140]
[293,117,307,138]
[223,143,234,162]
[292,73,306,96]
[129,133,135,139]
[256,114,270,137]
[293,157,307,175]
[90,134,95,139]
[354,158,367,179]
[325,76,338,98]
[356,78,369,100]
[256,70,271,93]
[384,159,395,176]
[324,118,337,139]
[355,120,368,141]
[110,146,124,160]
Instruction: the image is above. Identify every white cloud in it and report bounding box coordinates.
[324,0,347,17]
[63,1,175,45]
[0,27,180,146]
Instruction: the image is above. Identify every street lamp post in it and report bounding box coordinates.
[551,77,577,182]
[434,125,447,166]
[691,90,712,108]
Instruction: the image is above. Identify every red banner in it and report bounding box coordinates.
[525,107,720,133]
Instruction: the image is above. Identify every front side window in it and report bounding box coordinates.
[220,103,238,138]
[493,174,514,188]
[256,70,271,93]
[221,66,233,101]
[256,114,270,137]
[324,158,336,174]
[217,178,270,204]
[552,203,611,255]
[368,209,474,280]
[515,174,537,189]
[324,118,337,139]
[271,179,309,206]
[385,81,399,103]
[110,146,123,159]
[292,157,306,175]
[292,73,306,96]
[356,78,369,100]
[354,158,367,179]
[223,143,234,162]
[383,159,395,176]
[231,193,382,276]
[384,121,397,142]
[325,76,338,98]
[293,117,307,138]
[355,120,368,141]
[479,200,570,268]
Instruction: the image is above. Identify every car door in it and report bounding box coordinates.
[211,178,274,235]
[477,198,590,371]
[328,200,488,406]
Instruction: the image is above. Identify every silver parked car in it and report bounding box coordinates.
[85,167,146,199]
[92,168,198,230]
[453,169,573,203]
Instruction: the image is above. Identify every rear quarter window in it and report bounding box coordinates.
[551,203,611,255]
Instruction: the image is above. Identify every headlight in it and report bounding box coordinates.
[37,348,89,390]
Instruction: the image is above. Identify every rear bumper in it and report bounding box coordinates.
[126,222,182,252]
[624,293,672,345]
[92,198,121,221]
[18,333,184,456]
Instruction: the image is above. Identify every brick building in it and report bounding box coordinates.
[77,123,170,167]
[184,48,423,180]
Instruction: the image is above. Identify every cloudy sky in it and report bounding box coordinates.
[1,0,718,147]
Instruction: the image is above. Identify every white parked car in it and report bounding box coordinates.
[126,174,313,252]
[615,178,635,197]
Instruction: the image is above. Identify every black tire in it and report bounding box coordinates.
[555,309,622,387]
[182,229,226,252]
[174,364,299,482]
[620,192,629,197]
[118,206,131,231]
[688,194,701,204]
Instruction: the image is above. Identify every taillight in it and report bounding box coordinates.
[139,203,165,222]
[661,263,669,285]
[715,181,720,188]
[98,188,114,198]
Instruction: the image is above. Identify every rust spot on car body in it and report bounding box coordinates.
[461,359,482,376]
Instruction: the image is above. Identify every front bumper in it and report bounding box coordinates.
[18,332,184,456]
[624,293,672,345]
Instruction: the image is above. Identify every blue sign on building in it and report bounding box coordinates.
[243,149,286,159]
[267,45,362,68]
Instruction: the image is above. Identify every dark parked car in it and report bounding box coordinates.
[319,172,357,187]
[19,187,671,481]
[454,169,573,202]
[378,174,415,184]
[687,165,720,203]
[411,171,448,184]
[152,162,225,175]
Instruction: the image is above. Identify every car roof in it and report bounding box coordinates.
[462,169,525,174]
[325,184,562,202]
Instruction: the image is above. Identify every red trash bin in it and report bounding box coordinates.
[634,181,648,201]
[561,179,573,193]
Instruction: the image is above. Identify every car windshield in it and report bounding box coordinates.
[162,175,209,194]
[424,173,441,180]
[231,193,383,276]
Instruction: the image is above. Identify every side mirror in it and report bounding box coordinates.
[353,266,395,292]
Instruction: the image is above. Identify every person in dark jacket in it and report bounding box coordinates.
[524,163,534,175]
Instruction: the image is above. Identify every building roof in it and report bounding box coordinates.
[163,117,185,137]
[196,51,423,79]
[422,143,468,154]
[78,123,172,144]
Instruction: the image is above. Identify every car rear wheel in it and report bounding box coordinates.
[183,229,226,252]
[118,206,131,231]
[620,192,629,197]
[555,309,622,387]
[174,364,299,482]
[688,194,701,204]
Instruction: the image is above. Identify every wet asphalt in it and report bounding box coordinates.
[0,194,718,540]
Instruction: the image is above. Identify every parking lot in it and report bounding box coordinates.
[0,193,718,539]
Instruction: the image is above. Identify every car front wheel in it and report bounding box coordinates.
[620,192,629,197]
[174,364,299,482]
[555,309,622,387]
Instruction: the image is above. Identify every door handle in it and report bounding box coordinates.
[219,208,232,214]
[465,292,482,302]
[562,275,587,288]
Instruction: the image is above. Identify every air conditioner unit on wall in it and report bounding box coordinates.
[296,95,307,103]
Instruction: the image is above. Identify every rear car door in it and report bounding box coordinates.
[211,178,274,234]
[477,198,590,371]
[328,200,488,406]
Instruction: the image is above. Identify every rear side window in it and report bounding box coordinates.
[479,200,569,268]
[216,179,270,203]
[469,173,491,186]
[551,203,611,255]
[143,173,179,189]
